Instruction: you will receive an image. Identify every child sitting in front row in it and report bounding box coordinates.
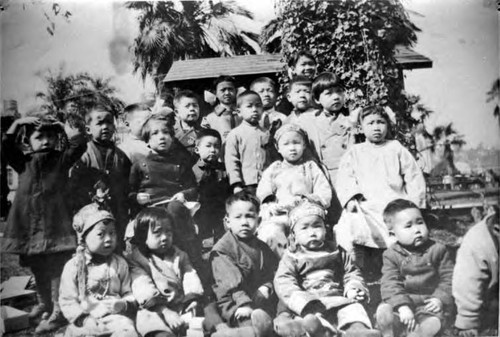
[210,192,279,337]
[274,198,379,337]
[126,207,204,337]
[59,203,138,337]
[225,91,271,194]
[376,199,454,337]
[257,123,331,210]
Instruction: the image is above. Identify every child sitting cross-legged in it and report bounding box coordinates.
[274,197,380,337]
[126,207,204,337]
[376,199,454,337]
[210,191,279,337]
[59,203,138,337]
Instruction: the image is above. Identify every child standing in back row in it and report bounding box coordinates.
[225,91,271,194]
[173,90,202,159]
[1,113,87,333]
[118,103,152,165]
[250,77,286,131]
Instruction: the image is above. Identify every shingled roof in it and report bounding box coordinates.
[163,45,432,84]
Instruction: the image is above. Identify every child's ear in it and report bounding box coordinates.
[194,146,200,155]
[223,216,229,231]
[85,125,91,135]
[286,93,291,101]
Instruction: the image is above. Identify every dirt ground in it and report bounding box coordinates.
[0,211,496,337]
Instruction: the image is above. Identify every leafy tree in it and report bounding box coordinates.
[262,0,425,149]
[36,68,125,119]
[486,78,500,126]
[126,0,260,88]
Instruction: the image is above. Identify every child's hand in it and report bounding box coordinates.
[398,305,416,331]
[457,328,478,337]
[233,186,243,194]
[162,308,185,331]
[18,116,41,126]
[171,192,186,203]
[137,193,151,205]
[424,298,443,313]
[345,288,366,302]
[90,301,112,318]
[257,286,271,299]
[346,200,358,213]
[184,301,198,314]
[234,306,253,320]
[82,315,100,330]
[91,299,127,317]
[64,120,82,138]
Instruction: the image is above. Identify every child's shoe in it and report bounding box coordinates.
[274,313,306,337]
[344,322,381,337]
[302,314,331,337]
[251,309,273,337]
[34,309,66,334]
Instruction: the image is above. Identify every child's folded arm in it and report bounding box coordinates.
[342,250,368,297]
[179,250,204,297]
[431,244,454,308]
[335,149,363,207]
[381,250,415,310]
[128,256,164,308]
[256,163,277,203]
[59,259,88,323]
[115,255,137,312]
[224,132,243,187]
[60,133,88,170]
[274,253,319,316]
[211,252,253,321]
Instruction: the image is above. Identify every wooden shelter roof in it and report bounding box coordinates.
[163,45,432,84]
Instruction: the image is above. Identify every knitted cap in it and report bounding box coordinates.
[289,199,326,230]
[274,124,307,143]
[73,203,115,244]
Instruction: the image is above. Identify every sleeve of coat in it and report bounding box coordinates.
[116,255,136,306]
[211,251,253,321]
[60,134,88,170]
[399,143,426,208]
[310,161,333,208]
[453,235,490,330]
[224,131,242,186]
[256,163,277,203]
[342,250,368,296]
[179,250,204,297]
[431,244,454,308]
[128,254,162,308]
[128,161,143,209]
[2,134,27,173]
[335,148,362,207]
[59,259,86,323]
[274,253,317,316]
[381,248,414,309]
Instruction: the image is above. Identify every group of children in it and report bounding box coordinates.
[1,50,498,337]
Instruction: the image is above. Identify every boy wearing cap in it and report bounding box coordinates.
[59,203,138,337]
[274,198,380,337]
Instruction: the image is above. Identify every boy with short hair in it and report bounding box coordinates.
[225,91,270,194]
[192,128,230,240]
[173,89,202,157]
[210,191,278,337]
[70,104,131,248]
[204,76,241,143]
[285,76,315,125]
[250,77,286,131]
[118,103,151,164]
[376,199,454,337]
[453,206,499,337]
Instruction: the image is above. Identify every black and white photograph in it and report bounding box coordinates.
[0,1,499,336]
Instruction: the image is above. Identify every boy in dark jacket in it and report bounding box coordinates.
[192,128,230,240]
[376,199,454,337]
[210,191,278,337]
[70,104,131,249]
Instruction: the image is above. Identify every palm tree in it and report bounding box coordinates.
[126,0,260,88]
[486,78,499,126]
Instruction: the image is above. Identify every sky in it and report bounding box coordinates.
[1,0,499,148]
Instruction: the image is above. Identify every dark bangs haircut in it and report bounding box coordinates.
[213,75,236,91]
[311,72,344,101]
[196,128,222,146]
[288,50,317,68]
[140,114,174,143]
[236,90,261,107]
[131,207,174,255]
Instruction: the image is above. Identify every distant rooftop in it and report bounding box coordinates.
[163,45,432,84]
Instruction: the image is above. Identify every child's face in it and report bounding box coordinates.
[225,200,259,240]
[195,135,221,163]
[127,110,151,138]
[316,87,345,113]
[238,94,263,125]
[252,82,277,110]
[293,215,326,250]
[390,208,429,248]
[362,114,388,144]
[85,220,117,256]
[145,219,174,255]
[175,97,200,124]
[292,56,316,79]
[29,130,58,151]
[287,84,311,112]
[87,110,115,142]
[147,120,174,154]
[277,131,305,163]
[216,81,236,106]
